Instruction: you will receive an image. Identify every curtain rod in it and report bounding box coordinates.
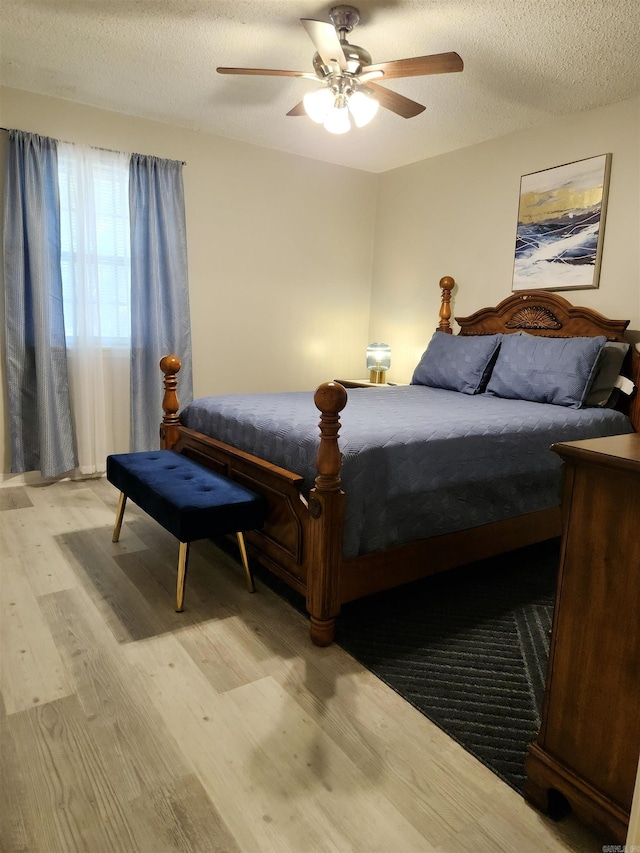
[0,127,187,166]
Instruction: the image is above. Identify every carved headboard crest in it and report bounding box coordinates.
[504,305,562,331]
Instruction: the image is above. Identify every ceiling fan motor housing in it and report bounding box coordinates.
[312,40,372,78]
[320,5,370,76]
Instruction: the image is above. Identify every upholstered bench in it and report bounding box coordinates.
[106,450,265,611]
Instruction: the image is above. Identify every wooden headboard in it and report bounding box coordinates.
[435,275,640,432]
[455,290,629,341]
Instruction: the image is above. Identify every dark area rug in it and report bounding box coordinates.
[248,537,560,794]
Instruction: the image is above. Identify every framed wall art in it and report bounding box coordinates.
[512,153,612,292]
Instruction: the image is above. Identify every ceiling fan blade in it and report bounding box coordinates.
[300,19,348,71]
[356,69,385,84]
[217,67,317,79]
[362,52,463,80]
[364,82,426,118]
[286,101,307,117]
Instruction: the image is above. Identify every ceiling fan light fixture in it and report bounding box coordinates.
[347,89,379,127]
[323,98,351,134]
[303,87,334,123]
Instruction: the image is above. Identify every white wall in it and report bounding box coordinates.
[0,87,378,475]
[2,89,639,475]
[370,97,640,382]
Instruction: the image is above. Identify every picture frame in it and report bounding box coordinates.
[512,153,612,292]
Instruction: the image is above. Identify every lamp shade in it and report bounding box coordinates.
[304,86,380,133]
[303,88,334,124]
[347,91,379,127]
[324,101,351,134]
[366,342,391,383]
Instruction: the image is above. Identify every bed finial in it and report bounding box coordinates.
[437,276,455,334]
[313,381,348,493]
[160,354,182,449]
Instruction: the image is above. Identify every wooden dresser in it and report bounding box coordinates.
[524,432,640,842]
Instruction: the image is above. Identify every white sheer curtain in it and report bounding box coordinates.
[57,142,131,476]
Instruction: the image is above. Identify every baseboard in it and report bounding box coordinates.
[0,471,105,488]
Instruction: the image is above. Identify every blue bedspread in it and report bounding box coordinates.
[181,386,633,558]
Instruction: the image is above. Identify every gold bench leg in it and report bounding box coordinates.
[236,532,255,593]
[176,541,189,612]
[112,492,127,543]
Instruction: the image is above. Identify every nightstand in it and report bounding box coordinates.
[334,379,406,388]
[524,432,640,842]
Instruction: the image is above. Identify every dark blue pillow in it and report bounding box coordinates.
[583,341,629,407]
[485,333,606,408]
[411,332,502,395]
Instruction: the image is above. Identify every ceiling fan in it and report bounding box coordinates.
[217,5,463,134]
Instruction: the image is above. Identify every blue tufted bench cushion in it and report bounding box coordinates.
[106,450,266,611]
[106,450,265,542]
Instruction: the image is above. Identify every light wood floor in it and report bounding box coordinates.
[0,477,604,853]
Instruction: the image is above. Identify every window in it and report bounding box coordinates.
[57,143,131,347]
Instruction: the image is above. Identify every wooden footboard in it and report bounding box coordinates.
[160,355,349,645]
[170,425,310,593]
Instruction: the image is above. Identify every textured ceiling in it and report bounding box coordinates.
[2,0,640,173]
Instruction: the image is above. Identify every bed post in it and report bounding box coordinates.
[307,381,348,647]
[437,275,456,334]
[159,354,182,450]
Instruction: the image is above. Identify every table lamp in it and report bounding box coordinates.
[366,343,391,384]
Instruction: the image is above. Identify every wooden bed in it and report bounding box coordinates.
[159,278,640,645]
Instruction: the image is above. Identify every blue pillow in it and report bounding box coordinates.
[485,333,606,408]
[411,332,502,395]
